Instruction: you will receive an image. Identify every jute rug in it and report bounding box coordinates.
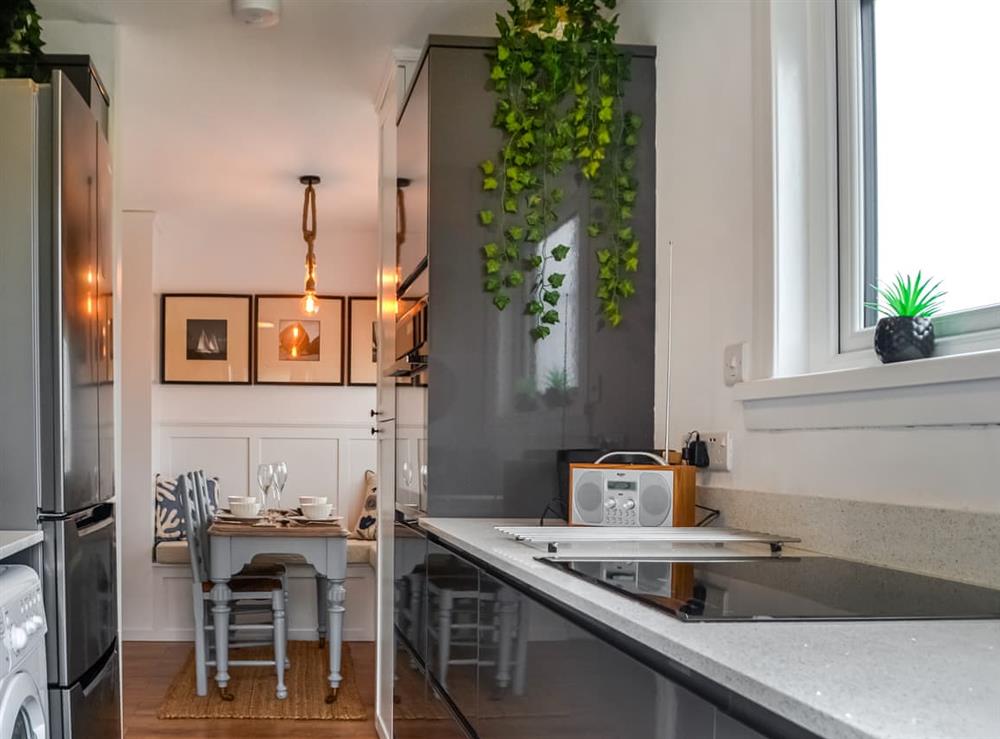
[157,641,366,720]
[393,660,565,721]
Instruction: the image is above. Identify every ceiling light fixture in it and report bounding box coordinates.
[231,0,282,28]
[299,175,321,316]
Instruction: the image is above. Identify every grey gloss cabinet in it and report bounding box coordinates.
[392,524,773,739]
[395,37,657,519]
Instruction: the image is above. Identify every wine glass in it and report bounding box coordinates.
[271,461,288,512]
[256,463,274,512]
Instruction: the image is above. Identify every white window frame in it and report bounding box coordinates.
[837,0,1000,357]
[737,0,1000,427]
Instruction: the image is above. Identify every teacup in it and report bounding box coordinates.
[228,496,257,507]
[230,501,261,519]
[301,502,334,520]
[299,496,328,506]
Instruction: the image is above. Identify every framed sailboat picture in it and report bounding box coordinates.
[254,295,344,385]
[161,294,252,384]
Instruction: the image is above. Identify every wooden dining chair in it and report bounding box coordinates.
[177,472,289,700]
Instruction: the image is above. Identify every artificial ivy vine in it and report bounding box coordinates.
[0,0,45,81]
[479,0,642,340]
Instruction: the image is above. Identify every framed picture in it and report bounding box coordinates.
[160,294,252,384]
[254,294,344,385]
[347,297,378,386]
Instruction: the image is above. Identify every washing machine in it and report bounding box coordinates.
[0,566,47,739]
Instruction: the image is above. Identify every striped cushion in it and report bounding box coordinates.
[154,473,220,543]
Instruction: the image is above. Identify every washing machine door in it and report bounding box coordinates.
[0,673,46,739]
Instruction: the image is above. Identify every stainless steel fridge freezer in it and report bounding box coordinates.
[0,67,121,739]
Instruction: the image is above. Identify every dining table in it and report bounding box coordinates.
[207,518,349,702]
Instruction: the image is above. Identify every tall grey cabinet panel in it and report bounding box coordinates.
[396,37,656,518]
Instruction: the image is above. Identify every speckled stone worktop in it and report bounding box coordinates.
[419,517,1000,739]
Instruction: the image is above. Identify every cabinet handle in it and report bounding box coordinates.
[371,426,380,437]
[371,409,383,418]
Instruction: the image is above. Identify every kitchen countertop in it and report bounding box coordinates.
[0,530,43,560]
[419,517,1000,739]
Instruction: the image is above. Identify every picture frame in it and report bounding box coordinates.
[160,294,253,384]
[254,294,344,385]
[347,296,378,386]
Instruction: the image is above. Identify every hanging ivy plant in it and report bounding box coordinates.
[0,0,45,81]
[479,0,642,340]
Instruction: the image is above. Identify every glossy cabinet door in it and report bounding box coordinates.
[425,538,480,727]
[393,521,428,661]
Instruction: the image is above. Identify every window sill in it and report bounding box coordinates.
[735,349,1000,430]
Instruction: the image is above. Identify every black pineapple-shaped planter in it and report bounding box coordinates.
[874,316,935,363]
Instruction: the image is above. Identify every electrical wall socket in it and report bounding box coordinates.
[703,431,732,471]
[723,342,746,386]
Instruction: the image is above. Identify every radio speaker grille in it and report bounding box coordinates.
[638,471,672,526]
[573,471,604,524]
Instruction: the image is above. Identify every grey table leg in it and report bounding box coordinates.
[316,575,328,648]
[273,588,287,699]
[325,578,346,703]
[210,580,234,701]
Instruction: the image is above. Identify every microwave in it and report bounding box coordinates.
[390,298,428,376]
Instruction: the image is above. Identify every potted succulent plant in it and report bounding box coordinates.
[867,272,945,364]
[542,368,577,408]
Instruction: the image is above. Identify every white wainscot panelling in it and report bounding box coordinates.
[259,436,340,509]
[166,434,250,497]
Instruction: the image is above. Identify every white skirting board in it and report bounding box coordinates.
[125,562,376,642]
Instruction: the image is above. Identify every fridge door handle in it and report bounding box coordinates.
[76,515,114,538]
[82,649,117,698]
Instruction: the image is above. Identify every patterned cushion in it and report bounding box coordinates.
[154,473,220,543]
[354,470,377,540]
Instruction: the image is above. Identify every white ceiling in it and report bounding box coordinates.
[36,0,506,235]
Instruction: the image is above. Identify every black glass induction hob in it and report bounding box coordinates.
[539,556,1000,622]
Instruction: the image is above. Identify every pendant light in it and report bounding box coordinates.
[299,175,320,315]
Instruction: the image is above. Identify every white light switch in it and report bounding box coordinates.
[723,342,746,386]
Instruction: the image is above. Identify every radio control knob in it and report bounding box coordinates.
[623,500,636,510]
[9,626,27,650]
[604,498,616,510]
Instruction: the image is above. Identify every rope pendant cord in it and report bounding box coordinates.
[301,180,318,291]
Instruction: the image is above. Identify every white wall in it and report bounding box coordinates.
[620,0,1000,514]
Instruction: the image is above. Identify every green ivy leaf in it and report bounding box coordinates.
[543,290,560,306]
[526,300,544,316]
[622,190,637,204]
[479,209,494,225]
[506,226,524,241]
[625,240,640,256]
[627,112,643,130]
[530,325,551,341]
[551,188,564,203]
[619,278,636,297]
[587,223,603,238]
[597,126,611,145]
[548,273,565,288]
[480,160,495,175]
[484,277,501,293]
[483,242,500,258]
[493,294,512,311]
[486,258,502,274]
[505,244,520,261]
[620,205,633,220]
[624,256,639,272]
[551,244,570,261]
[617,226,634,241]
[483,176,498,191]
[497,45,510,61]
[624,132,638,147]
[526,254,543,269]
[541,310,560,325]
[597,249,611,264]
[490,64,506,82]
[519,60,535,75]
[598,106,613,123]
[527,227,542,242]
[506,270,524,287]
[504,197,518,214]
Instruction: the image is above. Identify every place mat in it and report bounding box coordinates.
[157,641,366,720]
[209,521,347,537]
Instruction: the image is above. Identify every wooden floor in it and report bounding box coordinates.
[123,641,384,738]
